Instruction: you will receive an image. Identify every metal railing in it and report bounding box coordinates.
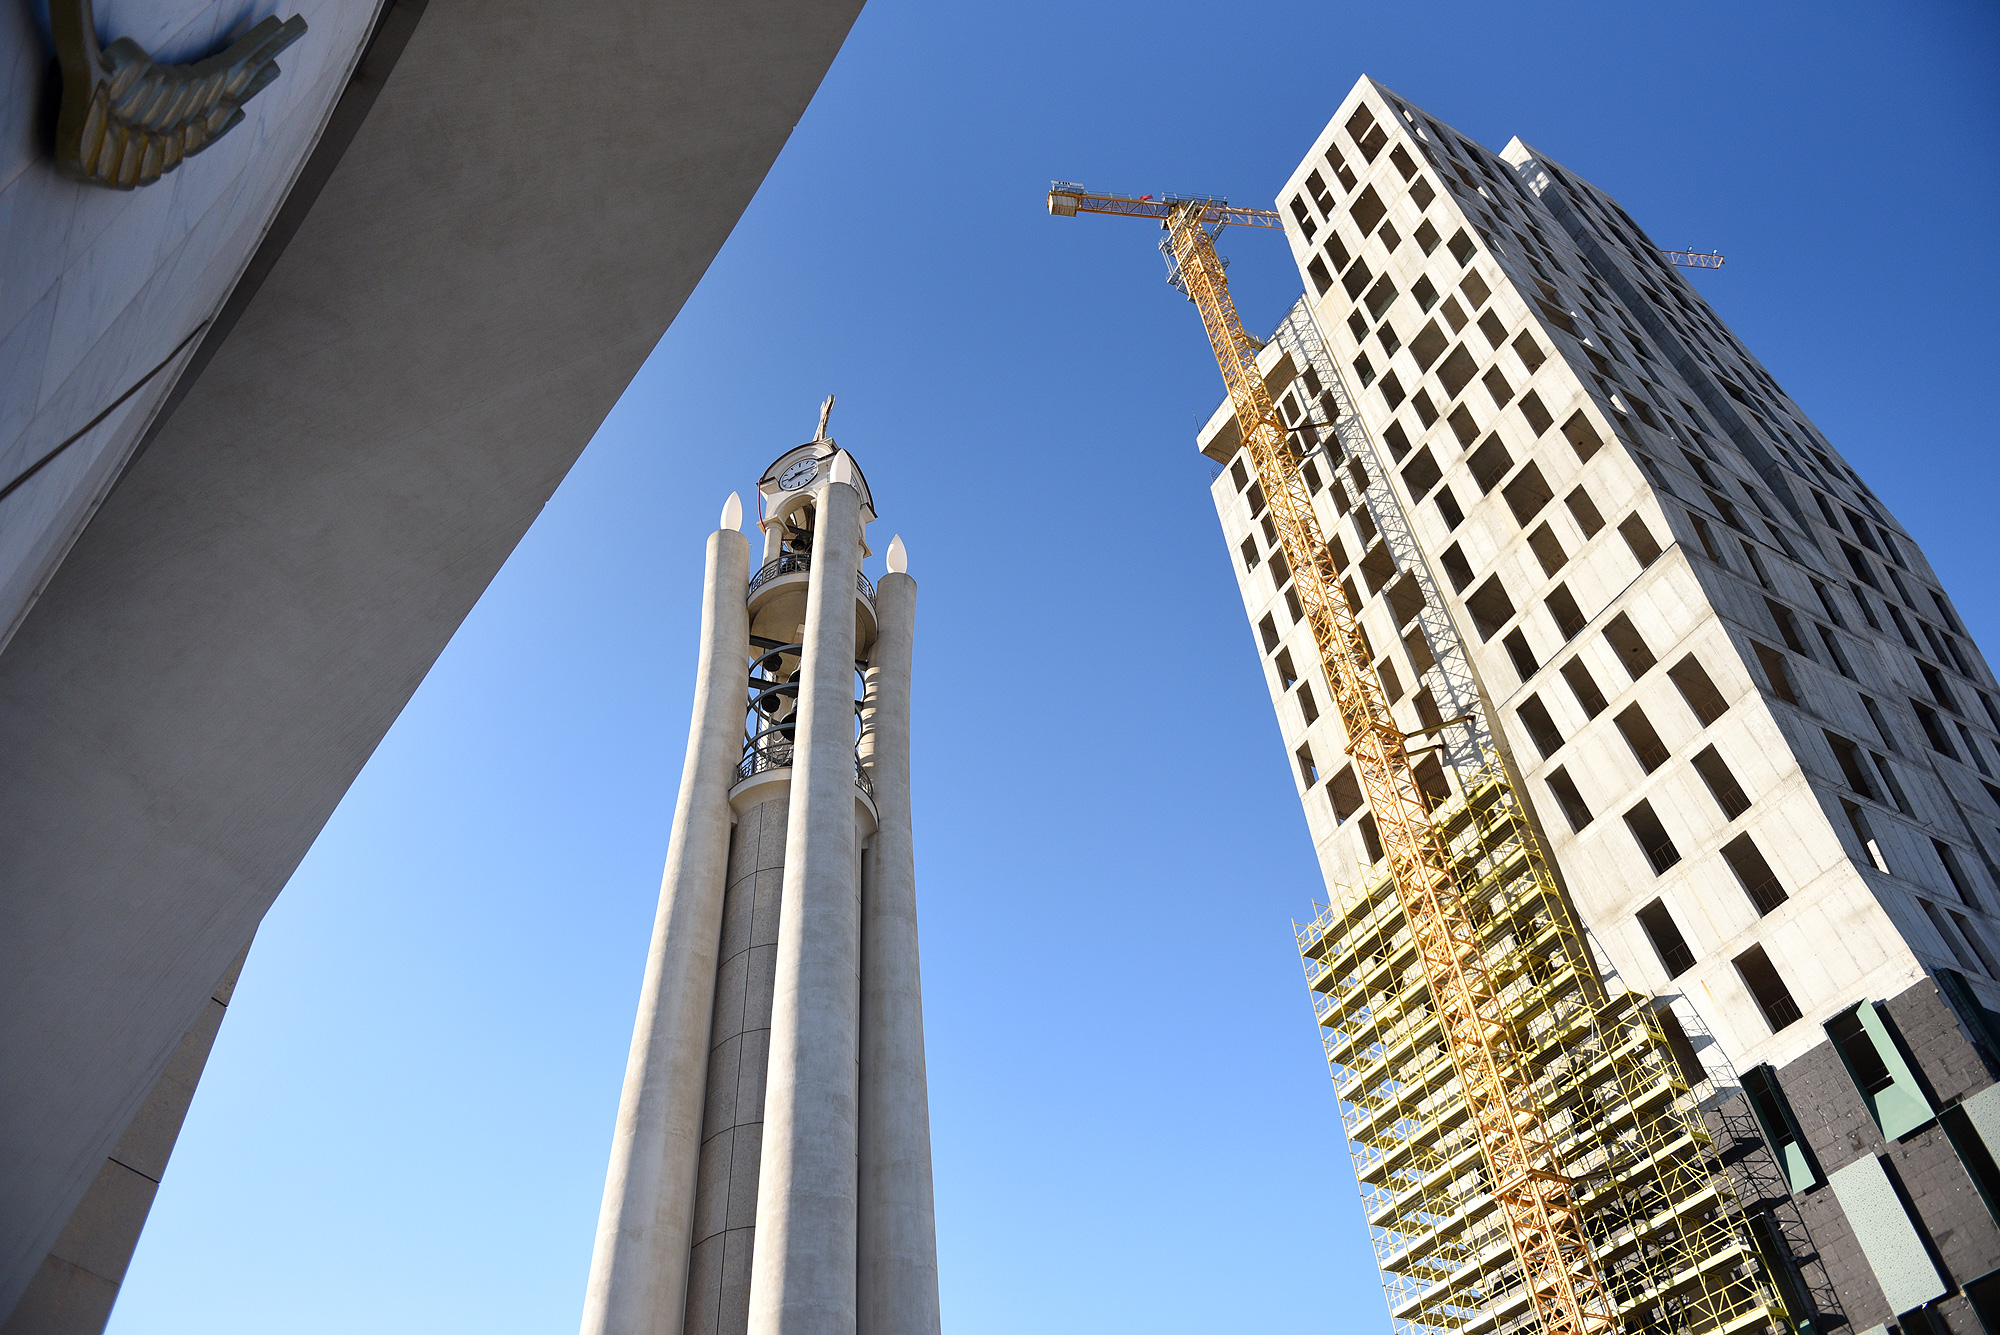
[748,553,809,598]
[745,552,877,608]
[736,734,874,801]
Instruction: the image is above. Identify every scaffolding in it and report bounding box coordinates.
[1298,760,1789,1335]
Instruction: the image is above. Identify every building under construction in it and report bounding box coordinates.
[1055,75,2000,1335]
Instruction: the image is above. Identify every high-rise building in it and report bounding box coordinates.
[579,428,941,1335]
[1202,76,2000,1335]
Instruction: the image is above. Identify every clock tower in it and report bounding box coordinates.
[578,412,940,1335]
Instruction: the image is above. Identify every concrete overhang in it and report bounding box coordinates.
[0,0,865,1313]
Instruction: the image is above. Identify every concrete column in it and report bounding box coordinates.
[581,526,750,1335]
[748,480,863,1335]
[856,572,940,1335]
[683,793,789,1335]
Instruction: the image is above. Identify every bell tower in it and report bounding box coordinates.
[579,408,940,1335]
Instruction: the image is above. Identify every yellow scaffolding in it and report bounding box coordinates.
[1299,760,1788,1335]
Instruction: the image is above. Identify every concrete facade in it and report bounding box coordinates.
[0,1,866,1324]
[582,443,940,1335]
[1204,75,2000,1335]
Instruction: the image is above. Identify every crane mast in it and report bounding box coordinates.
[1053,184,1619,1335]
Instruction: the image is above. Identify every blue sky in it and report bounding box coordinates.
[109,2,1999,1331]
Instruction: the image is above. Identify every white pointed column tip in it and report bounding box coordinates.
[885,535,907,575]
[721,492,743,532]
[829,451,854,487]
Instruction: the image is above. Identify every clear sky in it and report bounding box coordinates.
[108,2,1999,1332]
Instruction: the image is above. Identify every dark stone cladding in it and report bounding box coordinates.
[1709,975,2000,1333]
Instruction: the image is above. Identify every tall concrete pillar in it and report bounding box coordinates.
[857,571,941,1335]
[683,792,787,1335]
[748,477,864,1335]
[581,524,750,1335]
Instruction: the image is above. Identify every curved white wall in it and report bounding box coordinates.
[0,0,380,649]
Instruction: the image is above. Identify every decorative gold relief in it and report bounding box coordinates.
[53,0,307,190]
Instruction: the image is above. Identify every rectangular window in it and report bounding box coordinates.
[1765,599,1810,657]
[1562,659,1609,718]
[1819,625,1855,679]
[1561,411,1603,462]
[1545,584,1587,641]
[1512,331,1546,372]
[1296,743,1319,787]
[1518,695,1563,758]
[1411,276,1439,311]
[1637,898,1695,976]
[1409,319,1448,370]
[1297,680,1319,725]
[1364,275,1399,321]
[1742,1066,1819,1191]
[1619,514,1664,568]
[1239,536,1260,571]
[1517,390,1554,437]
[1358,812,1384,863]
[1565,487,1605,537]
[1665,655,1728,726]
[1460,270,1492,311]
[1873,753,1915,815]
[1754,643,1798,705]
[1736,946,1803,1032]
[1350,184,1387,234]
[1722,833,1787,914]
[1951,910,2000,976]
[1914,701,1958,757]
[1825,1001,1931,1136]
[1413,219,1440,255]
[1527,523,1568,577]
[1401,448,1442,499]
[1447,229,1476,265]
[1259,614,1279,654]
[1691,514,1723,562]
[1440,544,1474,592]
[1478,311,1511,357]
[1437,345,1480,399]
[1328,764,1363,823]
[1603,613,1657,680]
[1922,898,1984,975]
[1378,370,1406,409]
[1624,800,1682,874]
[1306,255,1333,296]
[1447,404,1480,447]
[1614,704,1672,772]
[1844,799,1890,873]
[1482,365,1515,409]
[1377,657,1404,702]
[1502,462,1554,528]
[1435,487,1465,530]
[1467,436,1513,493]
[1342,257,1374,300]
[1547,767,1593,831]
[1465,575,1516,641]
[1692,745,1751,818]
[1275,648,1296,688]
[1936,840,1981,909]
[1503,629,1540,681]
[1352,351,1376,389]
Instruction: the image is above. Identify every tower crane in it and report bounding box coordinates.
[1048,182,1620,1335]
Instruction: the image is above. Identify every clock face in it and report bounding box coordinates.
[779,457,819,492]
